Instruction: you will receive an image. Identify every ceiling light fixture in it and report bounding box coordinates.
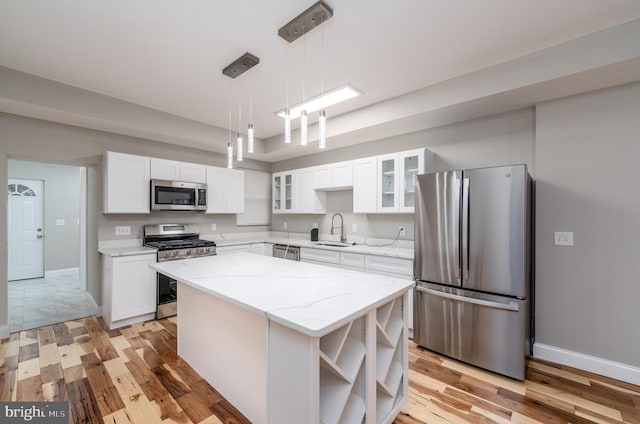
[276,84,361,119]
[279,1,343,149]
[222,52,259,164]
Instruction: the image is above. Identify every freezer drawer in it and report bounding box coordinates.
[413,282,528,380]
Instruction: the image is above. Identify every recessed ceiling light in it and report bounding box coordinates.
[276,84,361,119]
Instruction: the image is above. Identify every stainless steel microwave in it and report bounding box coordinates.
[151,179,207,211]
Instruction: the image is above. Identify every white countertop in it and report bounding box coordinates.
[150,252,414,337]
[215,236,414,260]
[99,245,157,257]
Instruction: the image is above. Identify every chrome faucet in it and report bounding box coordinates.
[330,213,347,243]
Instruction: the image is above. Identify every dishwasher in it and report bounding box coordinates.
[273,244,300,261]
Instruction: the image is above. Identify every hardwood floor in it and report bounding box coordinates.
[1,316,638,424]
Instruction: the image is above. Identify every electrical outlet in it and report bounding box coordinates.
[352,223,357,233]
[283,222,288,230]
[312,223,318,229]
[399,226,406,236]
[115,226,131,236]
[56,219,65,226]
[211,223,217,231]
[554,231,573,246]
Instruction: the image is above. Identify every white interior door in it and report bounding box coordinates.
[8,178,44,281]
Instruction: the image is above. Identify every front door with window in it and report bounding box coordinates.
[8,178,44,281]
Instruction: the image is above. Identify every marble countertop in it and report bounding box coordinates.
[99,245,157,257]
[215,236,414,260]
[150,252,414,337]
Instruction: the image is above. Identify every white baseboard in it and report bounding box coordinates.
[534,343,640,386]
[45,267,80,278]
[86,292,103,317]
[0,323,9,340]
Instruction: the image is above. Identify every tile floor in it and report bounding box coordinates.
[8,269,93,332]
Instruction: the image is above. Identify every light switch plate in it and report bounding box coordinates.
[115,226,131,236]
[211,223,217,231]
[554,231,574,246]
[352,223,357,233]
[283,222,287,230]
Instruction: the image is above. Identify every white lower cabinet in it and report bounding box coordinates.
[340,252,365,271]
[102,252,157,329]
[216,245,252,255]
[263,243,274,257]
[300,248,340,265]
[250,243,265,255]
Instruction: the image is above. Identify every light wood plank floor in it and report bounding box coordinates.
[1,316,638,424]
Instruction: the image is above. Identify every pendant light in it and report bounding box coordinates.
[318,10,327,149]
[300,23,308,146]
[237,96,243,162]
[227,95,233,169]
[222,52,259,163]
[247,70,254,153]
[284,43,292,144]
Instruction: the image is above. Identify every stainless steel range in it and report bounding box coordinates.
[144,224,216,318]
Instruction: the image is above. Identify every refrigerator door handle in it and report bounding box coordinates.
[453,176,461,281]
[416,286,520,312]
[461,177,470,281]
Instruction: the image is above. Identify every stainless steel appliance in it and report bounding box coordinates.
[144,224,217,318]
[151,179,207,211]
[273,244,300,261]
[413,164,531,380]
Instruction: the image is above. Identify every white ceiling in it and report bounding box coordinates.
[2,1,640,162]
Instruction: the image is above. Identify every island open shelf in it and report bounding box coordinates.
[151,252,413,424]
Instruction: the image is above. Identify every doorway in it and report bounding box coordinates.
[7,160,91,332]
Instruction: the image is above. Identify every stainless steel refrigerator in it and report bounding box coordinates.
[413,164,531,380]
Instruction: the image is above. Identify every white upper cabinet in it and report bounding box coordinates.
[103,151,150,214]
[377,148,429,213]
[315,160,353,190]
[353,156,378,213]
[151,158,206,183]
[272,172,293,213]
[294,168,327,214]
[206,166,245,214]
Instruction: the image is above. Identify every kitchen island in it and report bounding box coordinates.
[150,252,413,424]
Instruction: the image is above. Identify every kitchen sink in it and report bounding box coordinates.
[316,242,352,248]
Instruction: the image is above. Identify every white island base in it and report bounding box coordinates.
[175,271,409,423]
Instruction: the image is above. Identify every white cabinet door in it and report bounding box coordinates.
[377,153,399,212]
[398,149,426,213]
[250,243,265,255]
[180,162,207,183]
[263,243,274,257]
[111,253,157,321]
[151,158,206,183]
[206,166,226,213]
[217,245,252,254]
[332,161,353,188]
[340,252,365,270]
[353,157,377,213]
[226,169,245,213]
[273,172,294,214]
[294,168,326,213]
[315,161,353,190]
[300,248,340,265]
[104,151,150,214]
[206,166,245,213]
[150,158,181,181]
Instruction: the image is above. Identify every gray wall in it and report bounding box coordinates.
[535,81,640,367]
[271,108,535,240]
[0,112,272,328]
[9,160,82,272]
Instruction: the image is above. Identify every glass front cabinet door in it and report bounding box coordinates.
[377,149,426,213]
[273,172,294,213]
[273,174,282,212]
